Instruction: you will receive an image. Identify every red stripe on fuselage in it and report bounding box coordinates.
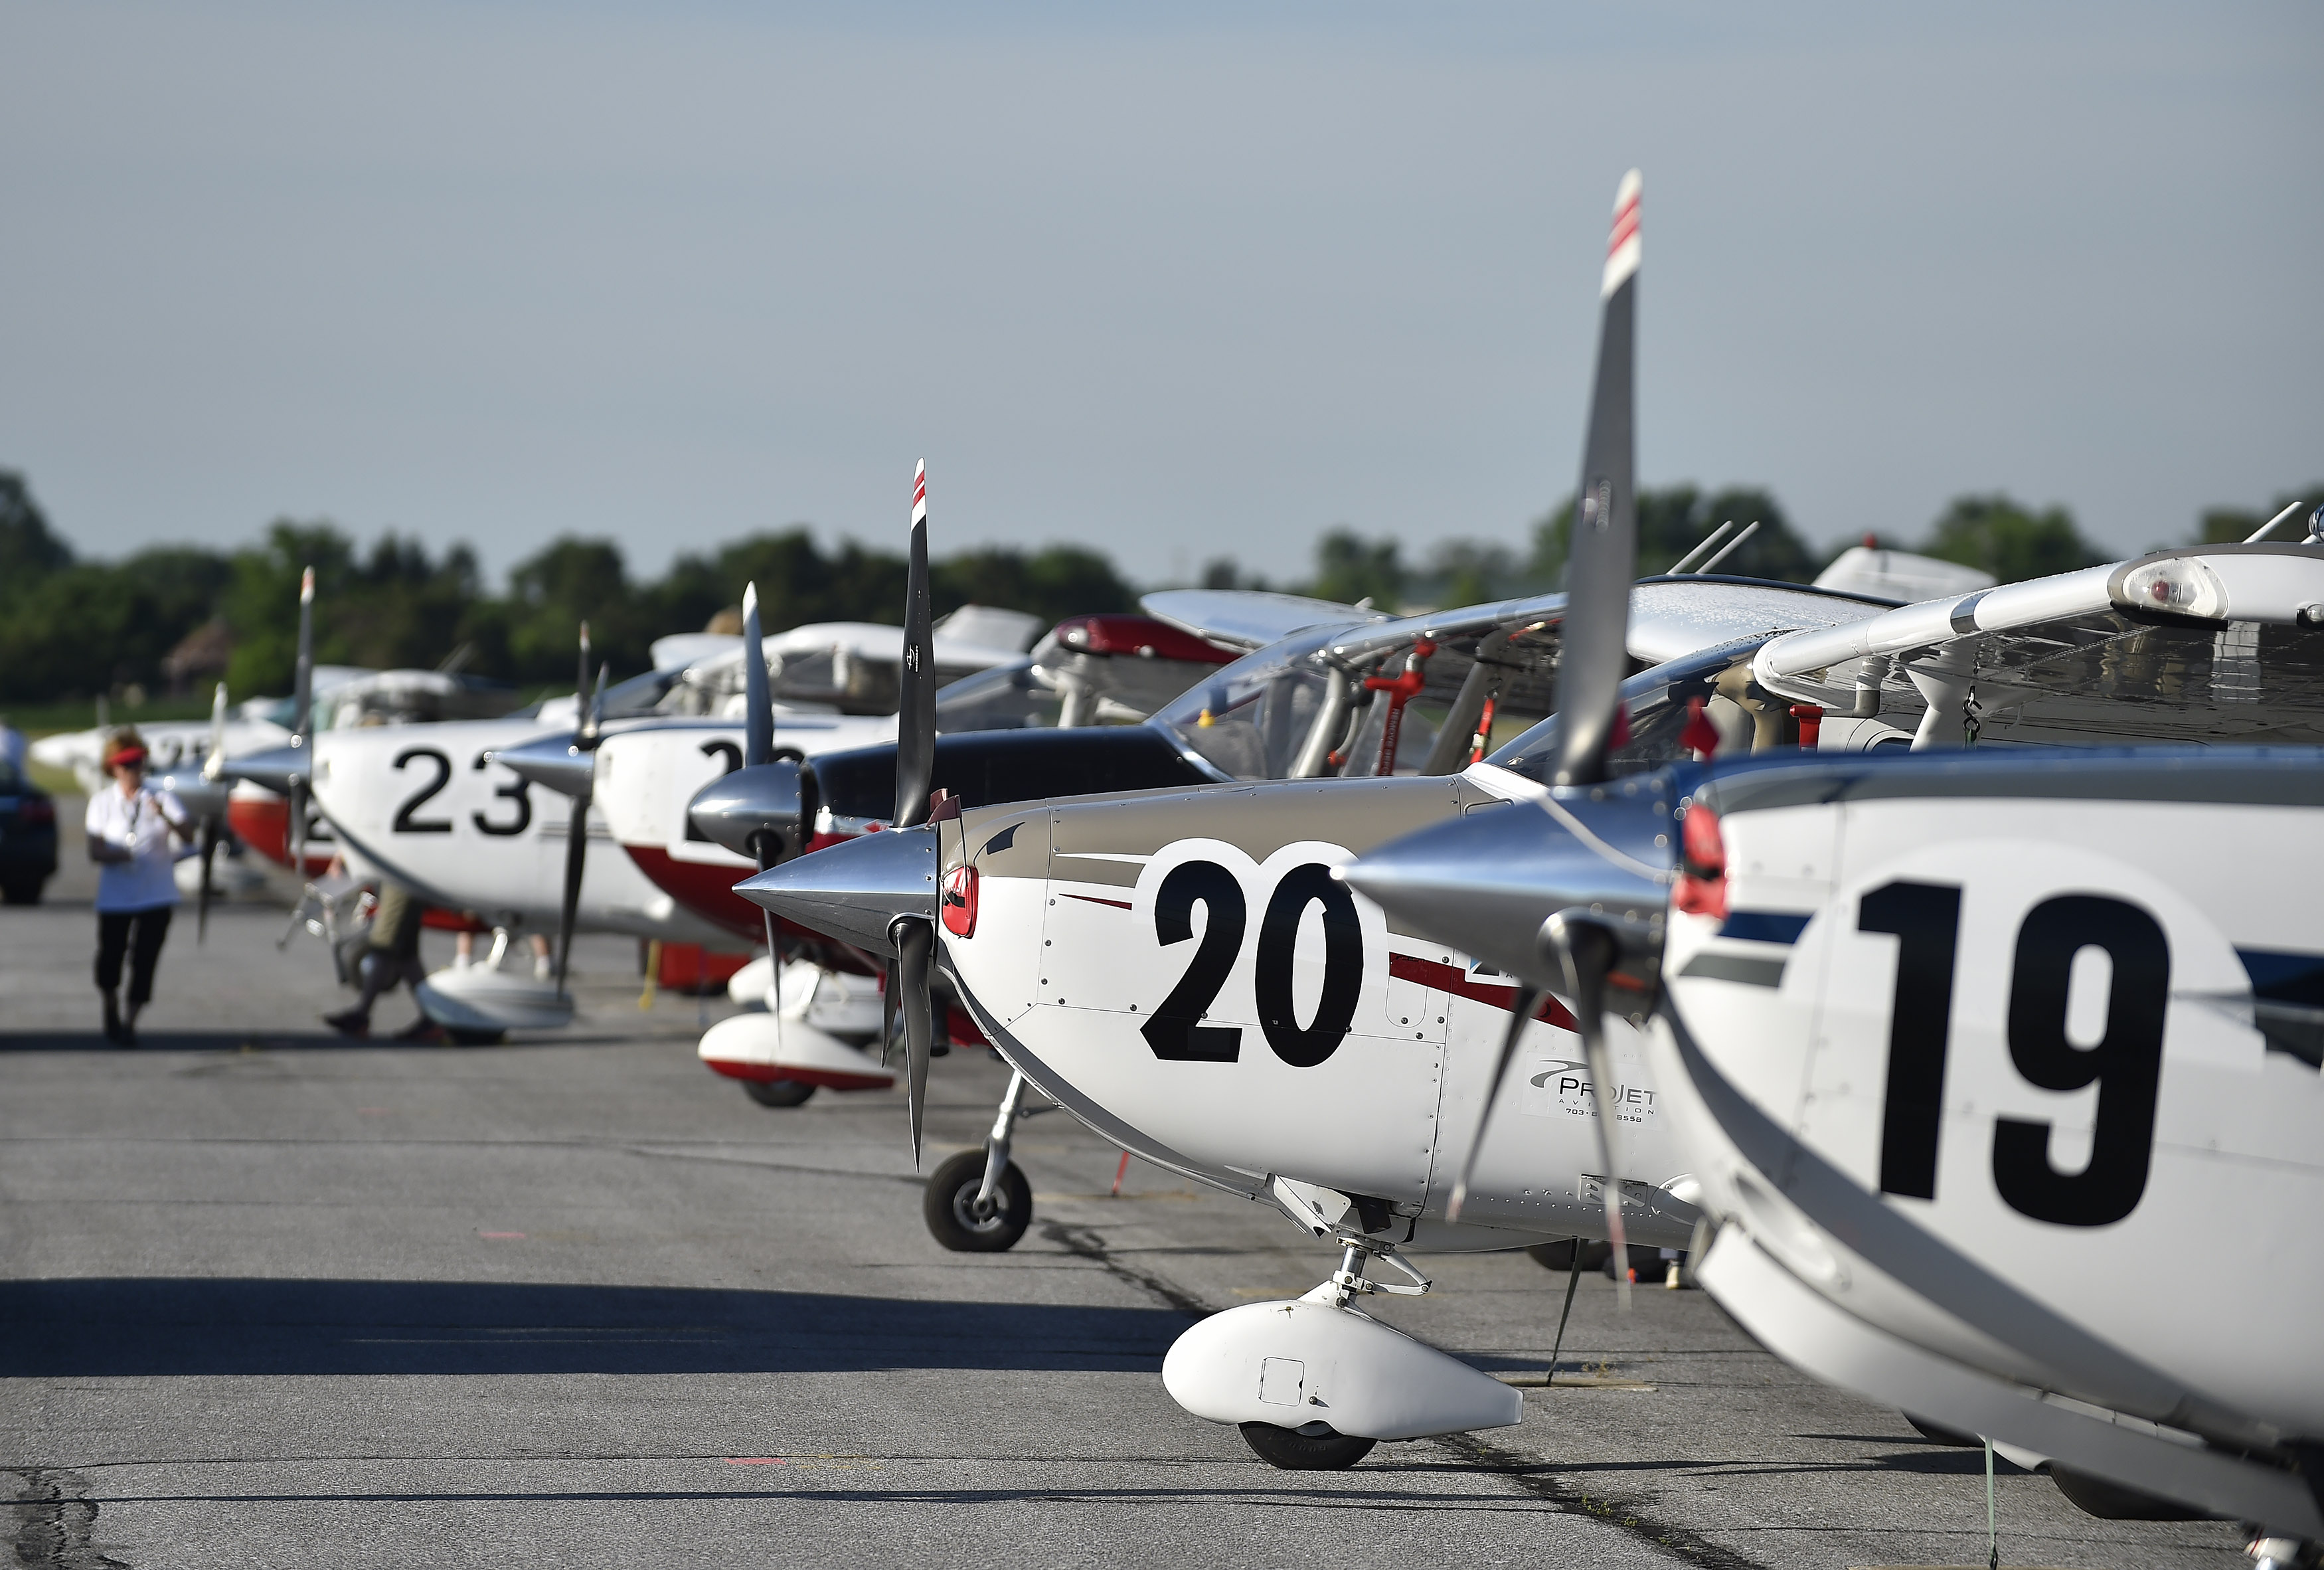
[620,841,776,942]
[1387,953,1578,1029]
[703,1057,893,1092]
[226,795,335,876]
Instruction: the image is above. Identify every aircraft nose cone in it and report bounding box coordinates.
[155,770,231,818]
[487,733,596,801]
[1344,790,1673,992]
[689,760,809,861]
[208,742,307,797]
[734,824,940,958]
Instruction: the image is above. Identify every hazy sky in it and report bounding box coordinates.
[4,1,2318,588]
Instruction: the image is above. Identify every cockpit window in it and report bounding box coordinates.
[1153,615,1568,782]
[598,667,686,719]
[1486,640,1770,784]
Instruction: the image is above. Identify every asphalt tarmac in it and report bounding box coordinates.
[2,810,2255,1568]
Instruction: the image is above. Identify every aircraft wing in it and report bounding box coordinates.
[1754,544,2324,746]
[1138,588,1387,652]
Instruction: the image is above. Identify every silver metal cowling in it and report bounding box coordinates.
[484,732,598,802]
[734,824,940,958]
[689,760,810,862]
[1343,773,1676,997]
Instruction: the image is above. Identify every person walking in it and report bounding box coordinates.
[324,879,441,1040]
[85,727,193,1045]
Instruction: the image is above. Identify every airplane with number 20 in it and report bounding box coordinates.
[740,167,2324,1517]
[735,170,1875,1471]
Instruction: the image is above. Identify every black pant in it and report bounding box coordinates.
[97,907,173,1006]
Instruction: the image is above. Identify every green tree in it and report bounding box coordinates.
[2195,485,2324,546]
[1529,484,1815,585]
[0,471,72,588]
[935,545,1135,626]
[505,536,650,685]
[1920,495,2103,584]
[1309,531,1405,608]
[220,521,361,695]
[1411,540,1522,610]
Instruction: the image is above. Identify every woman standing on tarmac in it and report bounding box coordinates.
[84,727,193,1045]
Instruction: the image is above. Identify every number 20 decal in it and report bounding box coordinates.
[1863,879,2169,1227]
[1141,860,1363,1069]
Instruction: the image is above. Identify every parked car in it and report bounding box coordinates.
[0,759,59,904]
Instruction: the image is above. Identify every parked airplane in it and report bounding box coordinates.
[1349,525,2324,1554]
[603,609,1239,952]
[719,171,1888,1466]
[735,171,2324,1501]
[35,665,517,796]
[210,587,1033,1036]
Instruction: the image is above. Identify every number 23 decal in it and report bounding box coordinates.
[389,747,532,836]
[1863,880,2167,1227]
[1141,860,1363,1069]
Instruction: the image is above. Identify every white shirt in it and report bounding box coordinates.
[86,784,188,913]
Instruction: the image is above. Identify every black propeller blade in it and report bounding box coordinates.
[1552,170,1639,791]
[1446,986,1541,1223]
[895,460,936,831]
[895,918,934,1162]
[552,625,599,997]
[196,679,228,942]
[892,460,940,1166]
[287,566,316,881]
[740,581,791,1043]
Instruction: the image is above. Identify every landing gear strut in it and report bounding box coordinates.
[921,1069,1046,1251]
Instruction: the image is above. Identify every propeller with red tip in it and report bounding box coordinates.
[1345,170,1651,1304]
[485,622,606,996]
[737,460,945,1168]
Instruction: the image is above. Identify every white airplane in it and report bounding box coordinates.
[589,608,1225,954]
[31,665,518,796]
[212,582,1034,1035]
[734,169,2324,1507]
[594,604,1244,1104]
[720,171,1884,1465]
[1349,506,2324,1560]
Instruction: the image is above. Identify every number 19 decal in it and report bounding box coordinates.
[1141,860,1363,1069]
[1862,881,2169,1227]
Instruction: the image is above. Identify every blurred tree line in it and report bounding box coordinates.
[1204,481,2323,614]
[4,466,2317,709]
[0,471,1135,706]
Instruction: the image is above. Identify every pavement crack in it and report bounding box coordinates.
[1427,1433,1771,1570]
[5,1468,131,1570]
[1031,1219,1768,1570]
[1035,1219,1214,1319]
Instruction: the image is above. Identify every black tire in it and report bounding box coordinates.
[2050,1464,2214,1522]
[1903,1412,1981,1448]
[1237,1422,1378,1470]
[1,876,44,906]
[1527,1239,1612,1273]
[922,1147,1032,1253]
[744,1078,817,1108]
[448,1027,506,1046]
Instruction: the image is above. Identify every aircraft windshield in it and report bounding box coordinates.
[1154,615,1566,782]
[655,649,997,718]
[1487,642,1768,784]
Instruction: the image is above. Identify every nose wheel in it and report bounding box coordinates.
[1236,1421,1377,1471]
[923,1146,1031,1251]
[743,1077,816,1108]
